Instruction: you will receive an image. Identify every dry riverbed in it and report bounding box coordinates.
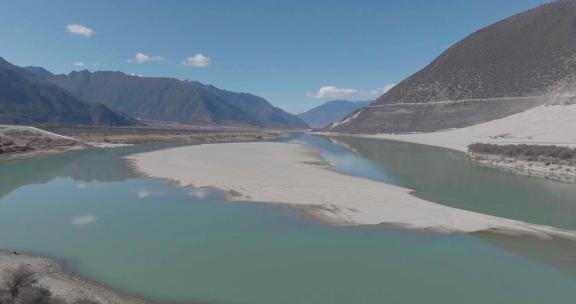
[126,141,576,239]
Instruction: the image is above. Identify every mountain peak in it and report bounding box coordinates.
[44,70,308,129]
[24,66,54,78]
[0,57,135,126]
[328,0,576,133]
[298,100,371,128]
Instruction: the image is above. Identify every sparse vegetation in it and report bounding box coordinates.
[0,265,99,304]
[0,126,80,157]
[468,143,576,165]
[0,137,32,154]
[43,125,283,144]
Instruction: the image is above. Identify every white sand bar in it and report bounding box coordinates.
[326,104,576,152]
[127,142,576,239]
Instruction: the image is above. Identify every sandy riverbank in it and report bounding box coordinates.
[0,251,147,304]
[317,104,576,180]
[127,141,576,239]
[0,124,285,162]
[319,104,576,152]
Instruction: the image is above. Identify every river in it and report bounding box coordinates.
[0,134,575,303]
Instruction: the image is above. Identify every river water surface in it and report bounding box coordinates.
[0,134,575,304]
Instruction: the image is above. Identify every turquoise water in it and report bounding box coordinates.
[310,135,576,230]
[0,135,575,303]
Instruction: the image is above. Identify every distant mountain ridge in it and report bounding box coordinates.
[329,0,576,133]
[192,81,309,129]
[298,100,371,128]
[0,57,134,126]
[34,69,308,129]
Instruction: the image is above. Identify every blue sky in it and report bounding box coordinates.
[0,0,549,113]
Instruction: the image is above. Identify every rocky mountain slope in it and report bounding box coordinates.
[0,57,135,126]
[297,100,371,128]
[34,69,307,129]
[329,0,576,133]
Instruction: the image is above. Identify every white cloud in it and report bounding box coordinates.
[66,24,95,37]
[136,189,152,198]
[133,188,164,198]
[73,62,85,67]
[368,84,396,96]
[309,84,395,99]
[72,214,97,226]
[310,86,358,99]
[127,52,166,64]
[76,182,87,188]
[181,54,211,67]
[188,188,209,200]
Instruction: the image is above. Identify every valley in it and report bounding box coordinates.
[2,1,576,304]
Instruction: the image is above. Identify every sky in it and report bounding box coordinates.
[0,0,550,113]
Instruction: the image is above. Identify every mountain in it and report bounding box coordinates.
[193,82,309,129]
[40,70,308,129]
[297,100,371,128]
[23,66,53,78]
[328,0,576,133]
[0,57,134,126]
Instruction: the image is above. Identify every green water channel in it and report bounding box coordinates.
[0,134,574,303]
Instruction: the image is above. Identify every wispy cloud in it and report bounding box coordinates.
[71,214,97,226]
[188,188,209,200]
[133,188,164,199]
[310,86,357,99]
[308,84,395,99]
[181,54,211,67]
[369,84,395,96]
[128,52,166,64]
[137,189,152,198]
[73,62,85,67]
[66,24,95,38]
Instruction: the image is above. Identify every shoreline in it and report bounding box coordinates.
[0,130,287,303]
[0,250,148,304]
[315,104,576,180]
[318,131,576,182]
[0,124,286,163]
[468,153,576,183]
[317,104,576,152]
[0,145,89,163]
[126,141,576,240]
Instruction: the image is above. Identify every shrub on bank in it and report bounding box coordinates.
[468,143,576,163]
[0,265,99,304]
